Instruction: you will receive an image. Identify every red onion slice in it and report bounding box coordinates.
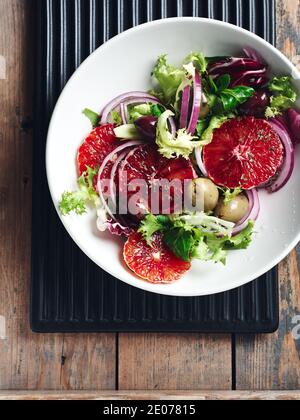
[101,92,177,136]
[120,103,127,124]
[180,86,191,129]
[195,147,208,177]
[267,120,295,193]
[109,150,130,207]
[122,98,177,136]
[232,189,260,235]
[187,71,202,135]
[97,141,143,221]
[100,91,160,124]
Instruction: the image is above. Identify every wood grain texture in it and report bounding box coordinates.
[0,0,116,391]
[0,390,299,401]
[60,335,116,391]
[118,334,232,390]
[235,0,300,390]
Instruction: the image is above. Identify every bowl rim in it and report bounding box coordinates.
[46,17,300,297]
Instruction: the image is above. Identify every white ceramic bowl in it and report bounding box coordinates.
[46,18,300,297]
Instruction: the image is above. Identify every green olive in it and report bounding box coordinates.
[189,178,219,212]
[214,194,249,223]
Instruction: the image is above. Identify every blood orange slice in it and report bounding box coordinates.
[123,232,191,284]
[203,117,284,189]
[118,144,196,214]
[77,124,119,175]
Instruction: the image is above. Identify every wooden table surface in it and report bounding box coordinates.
[0,0,300,400]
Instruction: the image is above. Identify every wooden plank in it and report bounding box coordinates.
[0,390,299,401]
[60,334,116,391]
[0,0,116,391]
[235,0,300,391]
[118,334,232,390]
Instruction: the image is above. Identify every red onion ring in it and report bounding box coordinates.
[187,71,202,135]
[267,120,295,193]
[123,98,176,136]
[101,92,177,136]
[232,189,260,235]
[180,86,191,129]
[117,146,142,192]
[195,147,208,177]
[109,150,130,207]
[120,103,127,124]
[100,92,160,124]
[97,141,143,221]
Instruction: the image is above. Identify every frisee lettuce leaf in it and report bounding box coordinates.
[223,220,255,250]
[184,52,208,73]
[151,54,207,106]
[266,76,297,118]
[174,62,196,113]
[151,55,186,105]
[59,167,99,216]
[222,187,243,204]
[111,110,122,126]
[138,214,170,245]
[156,110,203,159]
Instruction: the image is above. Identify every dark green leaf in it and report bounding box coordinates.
[151,104,164,117]
[220,86,255,112]
[163,228,196,262]
[208,76,218,94]
[216,74,231,92]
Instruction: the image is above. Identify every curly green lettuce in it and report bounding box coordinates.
[151,55,186,105]
[139,212,255,264]
[59,167,99,216]
[221,187,243,204]
[156,110,203,159]
[184,52,208,73]
[266,76,297,118]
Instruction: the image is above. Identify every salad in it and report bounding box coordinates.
[59,48,300,284]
